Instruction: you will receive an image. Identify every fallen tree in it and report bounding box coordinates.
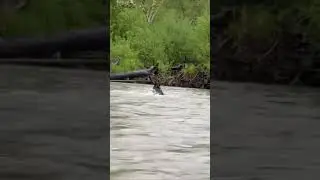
[110,66,165,95]
[0,27,108,58]
[110,66,156,80]
[0,58,108,70]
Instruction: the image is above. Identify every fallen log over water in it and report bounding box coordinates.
[110,66,165,95]
[0,27,108,58]
[110,67,156,80]
[0,58,108,71]
[110,80,152,84]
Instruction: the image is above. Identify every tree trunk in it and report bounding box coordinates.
[110,67,155,80]
[0,27,108,58]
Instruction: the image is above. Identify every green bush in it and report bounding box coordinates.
[111,0,210,75]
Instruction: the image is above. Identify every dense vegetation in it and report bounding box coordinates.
[0,0,210,87]
[213,0,320,86]
[110,0,210,83]
[0,0,105,37]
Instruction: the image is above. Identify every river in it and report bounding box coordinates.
[110,82,210,180]
[2,65,318,179]
[0,65,109,180]
[212,81,320,179]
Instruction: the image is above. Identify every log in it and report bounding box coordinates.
[110,67,156,80]
[110,80,152,84]
[0,27,108,58]
[0,58,108,71]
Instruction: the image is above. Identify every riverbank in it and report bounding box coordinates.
[111,69,210,89]
[157,71,210,89]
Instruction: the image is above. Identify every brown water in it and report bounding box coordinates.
[0,65,109,180]
[110,82,210,180]
[4,65,319,180]
[212,81,320,180]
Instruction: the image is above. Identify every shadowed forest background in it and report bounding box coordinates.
[0,0,105,36]
[213,0,320,86]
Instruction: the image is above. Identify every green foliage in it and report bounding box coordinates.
[183,64,198,78]
[111,37,143,72]
[111,0,210,74]
[1,0,105,36]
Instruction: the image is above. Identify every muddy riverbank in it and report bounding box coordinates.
[111,73,210,89]
[111,66,210,89]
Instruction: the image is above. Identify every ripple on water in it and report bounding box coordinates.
[110,82,210,180]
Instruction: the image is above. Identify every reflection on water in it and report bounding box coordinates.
[212,81,320,180]
[111,82,210,180]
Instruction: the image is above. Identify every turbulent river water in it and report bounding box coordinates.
[2,65,319,180]
[110,82,210,180]
[0,65,108,180]
[212,81,320,180]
